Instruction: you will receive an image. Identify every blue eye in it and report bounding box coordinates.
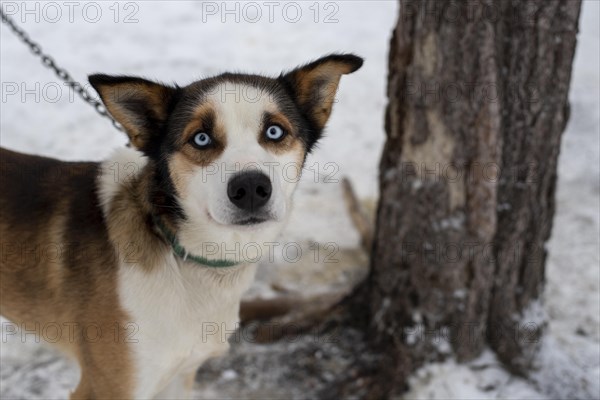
[192,132,212,148]
[265,125,285,141]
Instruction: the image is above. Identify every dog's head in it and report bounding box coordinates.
[90,54,362,262]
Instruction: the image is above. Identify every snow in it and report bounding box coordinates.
[405,350,548,400]
[1,0,598,398]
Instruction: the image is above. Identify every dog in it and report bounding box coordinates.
[0,54,362,399]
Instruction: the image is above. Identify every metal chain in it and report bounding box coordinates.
[0,8,124,132]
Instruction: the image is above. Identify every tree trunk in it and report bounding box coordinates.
[364,0,581,395]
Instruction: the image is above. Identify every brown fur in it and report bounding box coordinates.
[0,148,135,398]
[178,104,227,166]
[104,163,169,273]
[92,78,177,150]
[258,111,302,154]
[285,60,358,129]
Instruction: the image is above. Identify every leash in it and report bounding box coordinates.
[152,216,241,268]
[0,7,124,134]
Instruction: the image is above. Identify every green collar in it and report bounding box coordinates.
[152,216,240,268]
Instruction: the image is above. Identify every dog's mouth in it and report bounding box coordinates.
[207,210,274,227]
[233,217,269,226]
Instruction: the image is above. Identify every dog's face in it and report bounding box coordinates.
[90,54,362,261]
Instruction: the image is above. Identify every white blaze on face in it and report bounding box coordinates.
[175,83,305,262]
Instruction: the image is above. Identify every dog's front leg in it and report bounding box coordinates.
[153,370,197,400]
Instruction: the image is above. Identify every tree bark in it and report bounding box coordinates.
[363,0,581,395]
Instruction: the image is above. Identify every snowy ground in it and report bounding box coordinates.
[0,1,598,399]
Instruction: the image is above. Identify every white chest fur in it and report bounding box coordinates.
[118,255,256,398]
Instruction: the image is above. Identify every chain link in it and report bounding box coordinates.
[0,8,124,132]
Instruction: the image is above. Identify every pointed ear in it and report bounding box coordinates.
[88,74,178,151]
[280,54,363,130]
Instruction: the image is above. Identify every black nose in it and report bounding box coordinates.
[227,172,272,212]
